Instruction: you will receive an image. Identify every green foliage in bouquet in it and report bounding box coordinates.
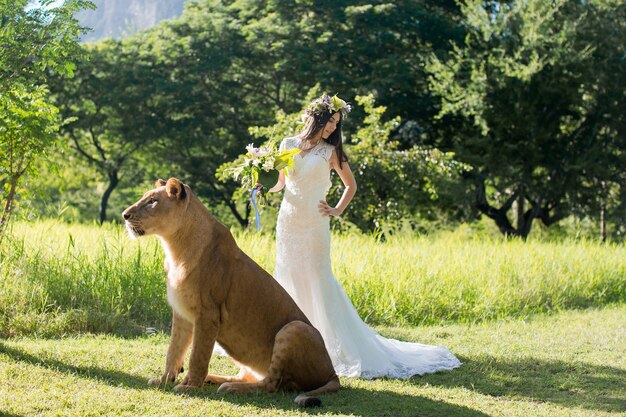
[217,141,300,192]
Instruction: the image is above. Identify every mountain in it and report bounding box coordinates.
[76,0,186,42]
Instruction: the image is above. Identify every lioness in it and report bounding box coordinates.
[122,178,339,407]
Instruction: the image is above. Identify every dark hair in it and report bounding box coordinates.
[299,110,349,169]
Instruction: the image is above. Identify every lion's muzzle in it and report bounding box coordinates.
[123,209,145,238]
[124,221,145,238]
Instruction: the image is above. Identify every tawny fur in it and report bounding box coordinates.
[122,178,339,406]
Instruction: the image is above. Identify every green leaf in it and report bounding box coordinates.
[257,169,279,190]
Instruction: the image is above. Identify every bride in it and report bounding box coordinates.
[265,94,461,379]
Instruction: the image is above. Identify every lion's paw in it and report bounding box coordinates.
[204,375,222,385]
[173,383,200,392]
[217,382,235,394]
[148,377,162,386]
[148,371,178,386]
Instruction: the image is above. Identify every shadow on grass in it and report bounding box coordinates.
[413,355,626,414]
[189,387,490,417]
[13,341,623,415]
[0,343,149,388]
[0,342,488,417]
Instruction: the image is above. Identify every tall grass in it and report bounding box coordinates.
[1,220,624,337]
[0,221,165,337]
[332,232,626,325]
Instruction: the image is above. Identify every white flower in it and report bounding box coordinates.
[246,143,270,159]
[262,156,275,171]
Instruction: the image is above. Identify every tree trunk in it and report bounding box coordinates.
[537,204,566,227]
[474,176,517,236]
[490,210,517,237]
[99,170,119,224]
[516,194,525,231]
[0,175,19,246]
[474,177,544,239]
[225,199,249,228]
[517,205,541,240]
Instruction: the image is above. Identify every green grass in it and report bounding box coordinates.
[1,220,625,336]
[1,306,624,417]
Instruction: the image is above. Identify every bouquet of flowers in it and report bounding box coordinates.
[223,140,301,192]
[220,141,300,229]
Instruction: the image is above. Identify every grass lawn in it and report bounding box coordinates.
[1,305,624,417]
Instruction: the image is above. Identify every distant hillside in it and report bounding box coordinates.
[76,0,186,42]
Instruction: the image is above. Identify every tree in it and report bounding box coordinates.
[337,95,468,233]
[0,85,58,234]
[428,0,626,238]
[210,0,466,144]
[51,38,164,223]
[48,1,268,226]
[48,0,466,227]
[0,0,93,242]
[134,0,466,227]
[129,2,294,227]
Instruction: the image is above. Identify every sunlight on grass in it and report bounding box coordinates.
[0,306,623,417]
[0,220,624,336]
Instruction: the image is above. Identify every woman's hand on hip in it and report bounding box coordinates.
[319,200,342,217]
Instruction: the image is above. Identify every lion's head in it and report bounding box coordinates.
[122,178,189,239]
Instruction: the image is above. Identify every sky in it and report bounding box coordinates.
[25,0,65,11]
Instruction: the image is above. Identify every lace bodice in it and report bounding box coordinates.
[277,137,335,232]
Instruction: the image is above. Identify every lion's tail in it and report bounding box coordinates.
[293,377,341,408]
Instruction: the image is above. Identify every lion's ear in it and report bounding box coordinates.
[155,179,167,188]
[165,178,187,200]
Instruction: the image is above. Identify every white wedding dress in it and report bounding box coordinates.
[273,137,461,379]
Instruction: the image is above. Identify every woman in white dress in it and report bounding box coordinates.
[266,94,461,379]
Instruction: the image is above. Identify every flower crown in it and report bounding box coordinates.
[305,94,352,117]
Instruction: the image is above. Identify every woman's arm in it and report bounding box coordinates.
[319,149,357,217]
